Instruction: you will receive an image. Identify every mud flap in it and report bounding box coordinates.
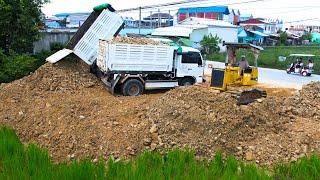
[101,75,121,95]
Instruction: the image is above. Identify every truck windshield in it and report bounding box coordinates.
[182,52,202,66]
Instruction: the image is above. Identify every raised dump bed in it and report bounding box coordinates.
[46,4,124,65]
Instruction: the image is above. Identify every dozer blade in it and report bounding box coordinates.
[236,89,267,105]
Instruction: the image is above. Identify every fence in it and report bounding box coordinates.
[33,31,75,54]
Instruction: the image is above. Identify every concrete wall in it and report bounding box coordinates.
[191,26,238,52]
[33,32,75,54]
[190,28,208,49]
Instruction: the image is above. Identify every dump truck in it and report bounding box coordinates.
[94,40,204,96]
[46,3,204,96]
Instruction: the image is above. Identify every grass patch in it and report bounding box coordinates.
[0,126,319,179]
[207,46,320,74]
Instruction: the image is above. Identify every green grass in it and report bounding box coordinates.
[0,126,320,179]
[206,46,320,74]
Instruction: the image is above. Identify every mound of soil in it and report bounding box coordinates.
[0,59,156,162]
[0,59,319,165]
[146,85,320,165]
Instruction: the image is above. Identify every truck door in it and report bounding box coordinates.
[177,52,204,83]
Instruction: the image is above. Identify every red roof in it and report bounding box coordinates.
[240,19,266,24]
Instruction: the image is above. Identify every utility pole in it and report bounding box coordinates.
[150,11,152,29]
[168,10,171,27]
[139,6,142,34]
[158,9,160,28]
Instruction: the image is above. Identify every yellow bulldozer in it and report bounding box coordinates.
[210,43,267,105]
[210,42,264,91]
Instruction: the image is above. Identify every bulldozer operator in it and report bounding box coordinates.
[239,55,250,71]
[239,55,250,76]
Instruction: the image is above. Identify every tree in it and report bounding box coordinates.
[0,0,49,54]
[279,31,288,45]
[301,32,312,41]
[200,34,221,55]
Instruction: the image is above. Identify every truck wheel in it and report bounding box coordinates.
[179,78,195,86]
[122,79,144,96]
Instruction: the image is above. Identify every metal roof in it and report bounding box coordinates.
[178,6,230,15]
[249,31,269,37]
[180,17,237,28]
[152,26,193,37]
[223,42,264,51]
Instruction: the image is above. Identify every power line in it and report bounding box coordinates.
[118,0,268,13]
[117,0,212,12]
[285,18,320,23]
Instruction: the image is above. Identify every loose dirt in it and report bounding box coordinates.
[0,60,319,165]
[0,59,159,162]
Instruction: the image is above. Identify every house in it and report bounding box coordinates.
[45,16,63,29]
[152,17,238,51]
[143,13,174,28]
[45,20,62,29]
[123,17,135,28]
[227,9,241,25]
[239,18,278,35]
[239,14,253,22]
[66,13,90,28]
[177,6,230,22]
[54,13,90,28]
[289,24,320,34]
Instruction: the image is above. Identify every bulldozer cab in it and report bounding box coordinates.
[225,42,263,68]
[211,43,263,91]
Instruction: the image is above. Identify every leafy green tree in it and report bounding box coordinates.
[0,0,49,54]
[279,31,288,45]
[301,32,312,41]
[200,34,221,55]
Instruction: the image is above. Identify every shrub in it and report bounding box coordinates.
[0,54,43,83]
[50,42,65,52]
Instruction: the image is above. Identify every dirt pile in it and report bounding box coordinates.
[146,85,320,165]
[0,60,319,165]
[112,37,161,45]
[289,82,320,118]
[0,59,157,162]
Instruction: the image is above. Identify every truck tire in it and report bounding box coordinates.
[179,78,195,86]
[122,79,144,96]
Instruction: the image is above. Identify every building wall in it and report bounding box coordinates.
[33,32,75,54]
[178,12,222,22]
[190,28,209,48]
[190,26,238,52]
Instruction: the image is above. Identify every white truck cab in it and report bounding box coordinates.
[176,46,204,85]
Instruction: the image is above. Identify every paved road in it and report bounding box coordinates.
[205,61,320,89]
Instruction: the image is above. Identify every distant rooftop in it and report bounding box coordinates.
[54,12,90,18]
[180,17,237,28]
[178,6,230,15]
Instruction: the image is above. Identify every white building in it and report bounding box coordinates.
[152,17,238,51]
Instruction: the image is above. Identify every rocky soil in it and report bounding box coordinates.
[0,59,319,165]
[145,84,320,165]
[111,37,162,45]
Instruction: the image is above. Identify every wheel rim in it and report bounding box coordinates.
[184,82,192,86]
[128,84,139,96]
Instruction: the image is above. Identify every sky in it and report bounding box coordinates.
[42,0,320,26]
